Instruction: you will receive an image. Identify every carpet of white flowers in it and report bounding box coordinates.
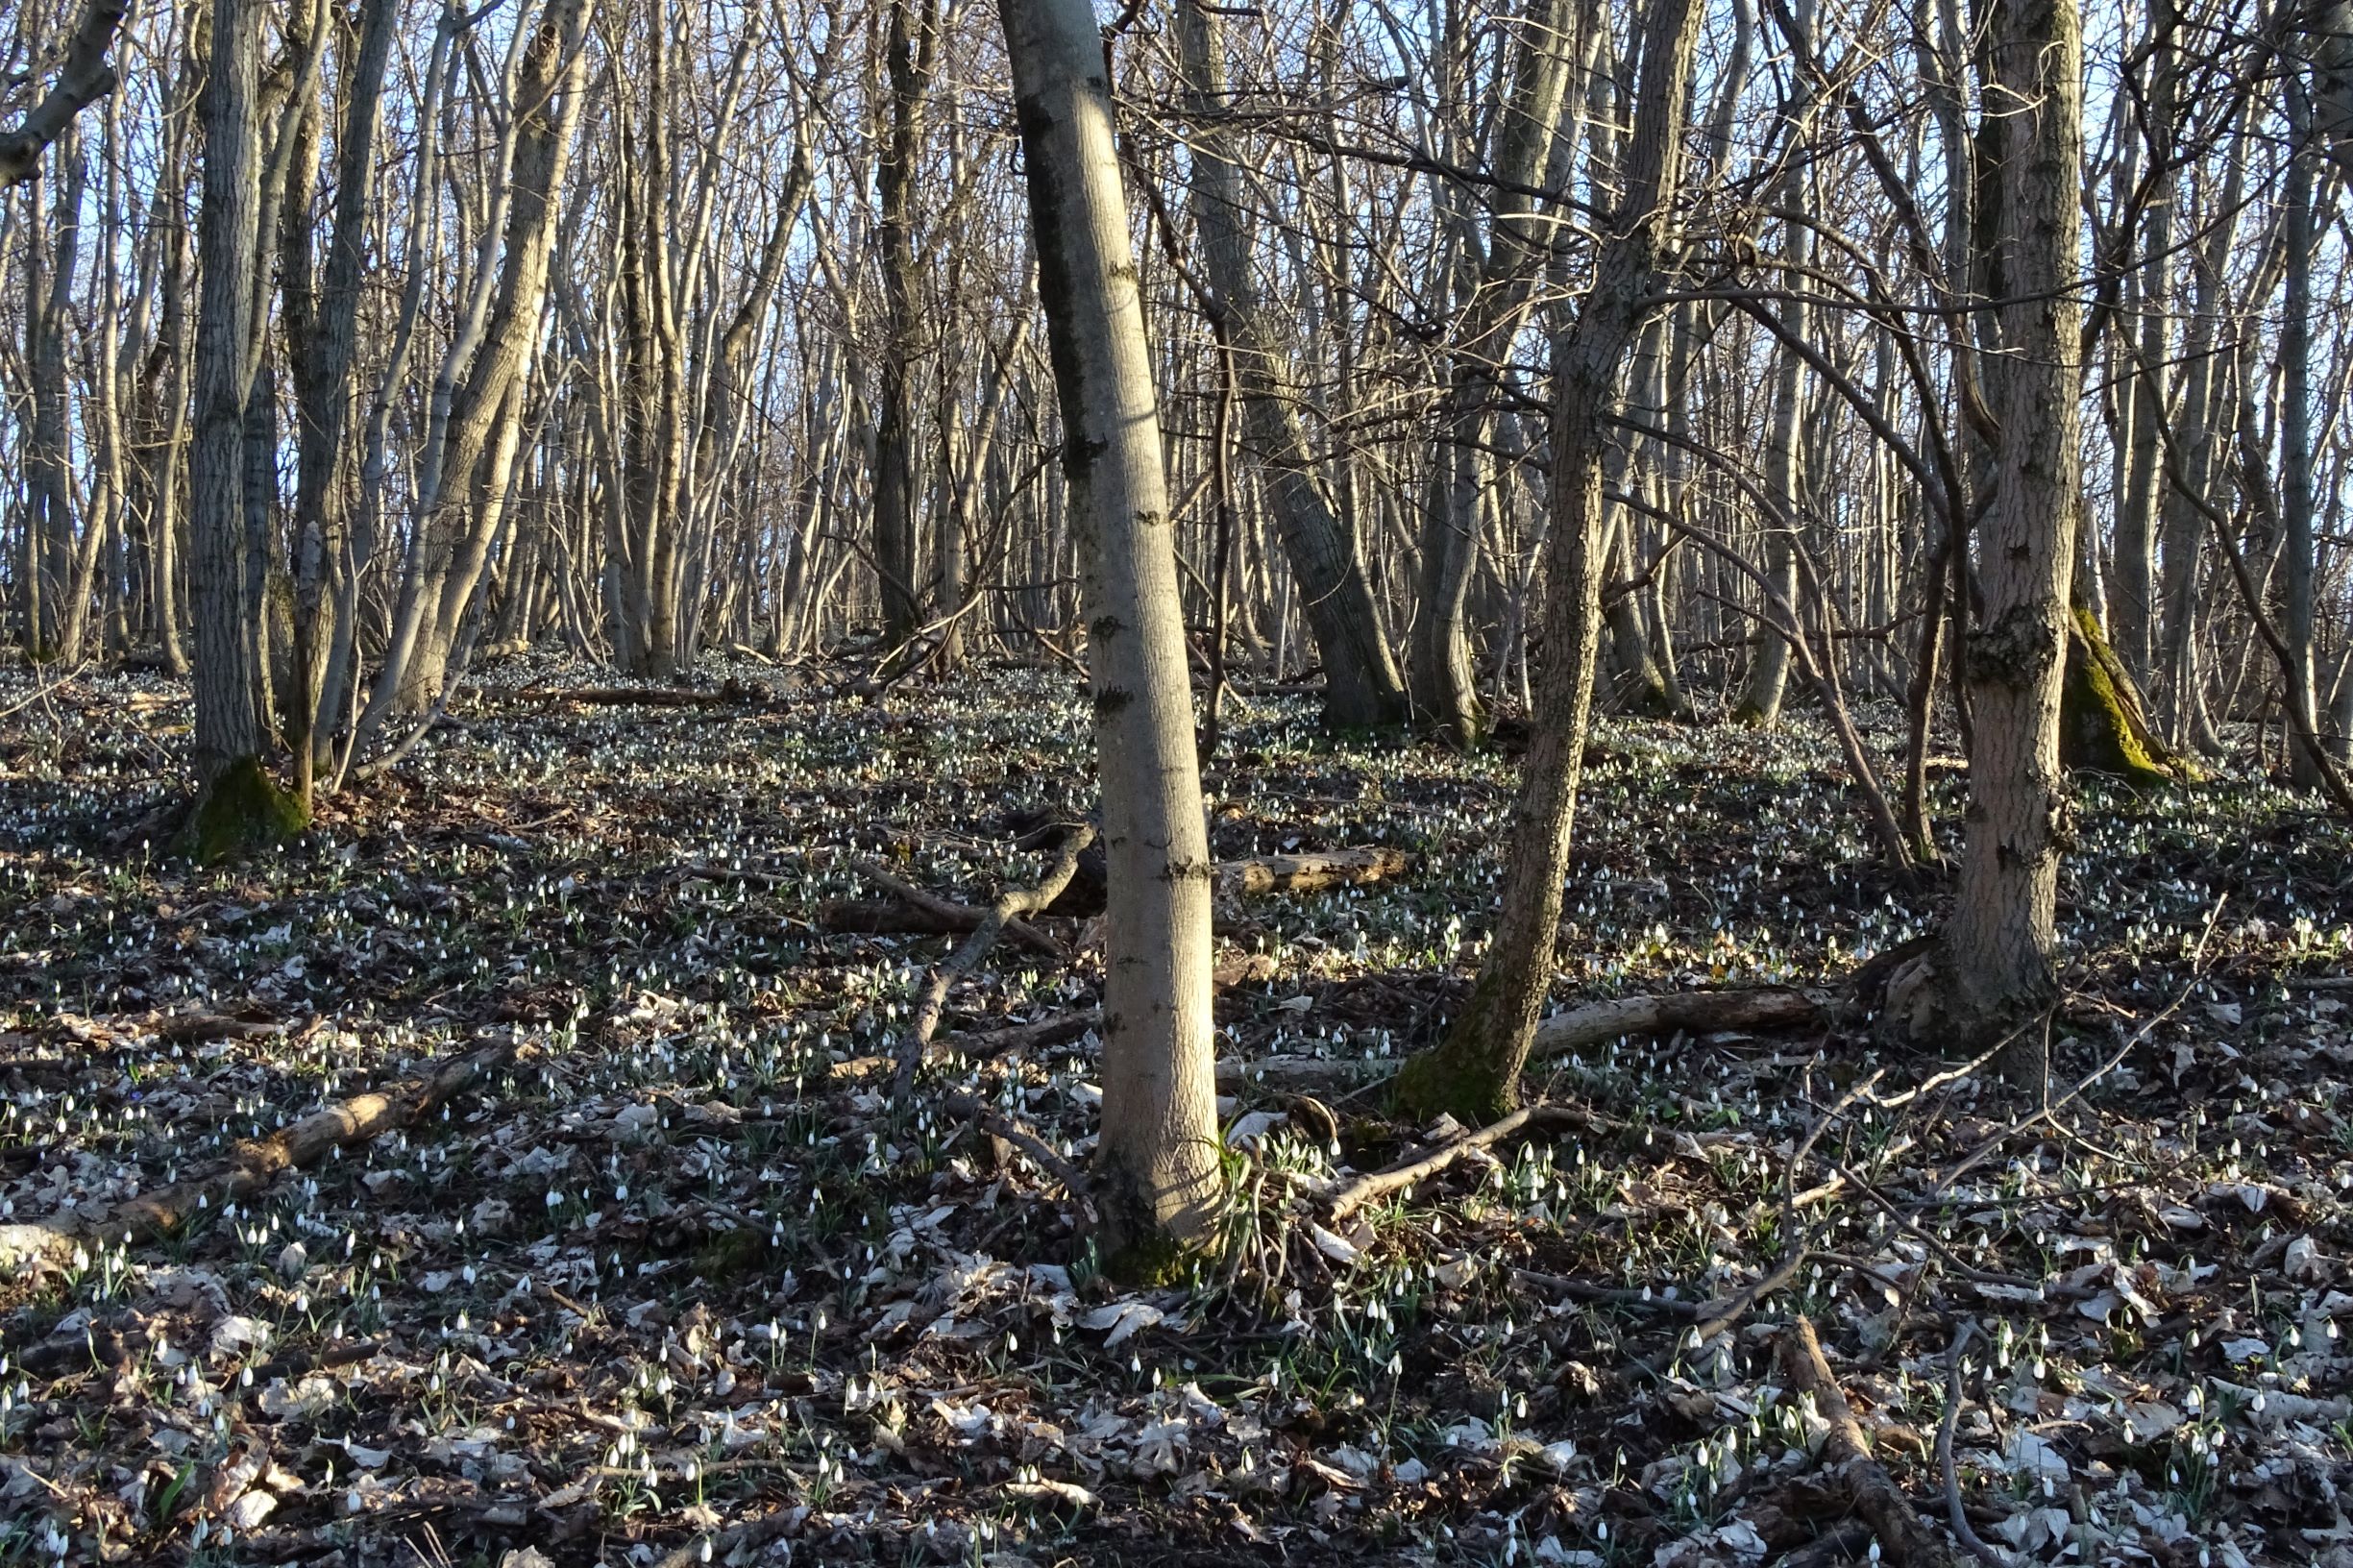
[1,657,2350,1568]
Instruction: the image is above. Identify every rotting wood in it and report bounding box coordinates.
[1776,1316,1964,1568]
[1528,987,1819,1060]
[535,679,772,709]
[1213,846,1412,898]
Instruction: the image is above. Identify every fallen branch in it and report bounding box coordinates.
[1939,1323,2012,1566]
[895,826,1095,1093]
[1326,1103,1599,1221]
[538,678,771,709]
[118,1036,519,1237]
[1530,987,1820,1061]
[0,1037,517,1271]
[1776,1317,1963,1568]
[945,1091,1095,1221]
[823,862,1066,957]
[826,846,1413,946]
[1215,846,1412,898]
[1689,1242,1811,1343]
[940,1010,1102,1056]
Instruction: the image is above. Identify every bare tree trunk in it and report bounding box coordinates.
[871,0,939,658]
[186,0,304,854]
[1174,0,1409,728]
[998,0,1222,1269]
[283,0,395,805]
[1407,0,1589,743]
[2110,0,2176,681]
[1396,0,1703,1124]
[1885,0,2084,1084]
[21,124,85,658]
[2282,66,2323,789]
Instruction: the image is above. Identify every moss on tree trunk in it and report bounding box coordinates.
[2060,604,2195,787]
[1392,969,1525,1127]
[179,755,307,864]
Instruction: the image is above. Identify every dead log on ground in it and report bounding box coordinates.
[537,678,771,709]
[1214,846,1411,898]
[1529,987,1820,1060]
[1776,1316,1964,1568]
[0,1037,517,1272]
[823,861,1067,957]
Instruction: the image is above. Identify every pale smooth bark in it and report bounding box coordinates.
[997,0,1222,1265]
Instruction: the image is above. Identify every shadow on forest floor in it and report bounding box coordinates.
[1,656,2349,1567]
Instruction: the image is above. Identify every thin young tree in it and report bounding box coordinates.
[1396,0,1705,1124]
[996,0,1222,1267]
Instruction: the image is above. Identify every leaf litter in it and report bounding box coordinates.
[0,657,2350,1565]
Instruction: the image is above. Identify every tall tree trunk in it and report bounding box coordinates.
[998,0,1222,1269]
[186,0,304,854]
[1174,0,1409,728]
[1885,0,2084,1083]
[871,0,938,658]
[2281,70,2323,790]
[1734,0,1814,726]
[1395,0,1704,1124]
[1407,0,1589,742]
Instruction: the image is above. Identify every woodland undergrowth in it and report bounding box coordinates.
[1,657,2349,1568]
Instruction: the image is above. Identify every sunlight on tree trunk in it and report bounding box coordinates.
[1395,0,1704,1126]
[1885,0,2085,1087]
[997,0,1222,1271]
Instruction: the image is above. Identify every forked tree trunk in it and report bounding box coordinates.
[1395,0,1703,1125]
[997,0,1222,1270]
[1885,0,2084,1084]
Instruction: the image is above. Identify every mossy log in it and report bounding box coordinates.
[2061,604,2196,787]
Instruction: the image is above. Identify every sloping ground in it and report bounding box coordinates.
[1,657,2349,1567]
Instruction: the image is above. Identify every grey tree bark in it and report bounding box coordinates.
[1396,0,1704,1124]
[998,0,1223,1269]
[1886,0,2085,1082]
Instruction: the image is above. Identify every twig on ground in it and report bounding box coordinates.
[945,1091,1095,1222]
[1326,1103,1600,1222]
[1939,1322,2012,1566]
[1777,1316,1963,1568]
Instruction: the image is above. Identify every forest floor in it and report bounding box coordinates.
[1,656,2351,1568]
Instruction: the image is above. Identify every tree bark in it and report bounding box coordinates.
[1395,0,1704,1125]
[1174,0,1409,729]
[1886,0,2085,1082]
[998,0,1224,1271]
